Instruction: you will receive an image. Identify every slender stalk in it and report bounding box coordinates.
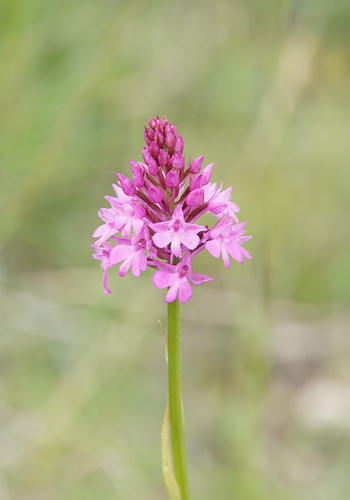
[168,299,190,500]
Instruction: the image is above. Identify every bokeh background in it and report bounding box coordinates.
[1,1,350,499]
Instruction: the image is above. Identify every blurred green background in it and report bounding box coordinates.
[1,1,350,499]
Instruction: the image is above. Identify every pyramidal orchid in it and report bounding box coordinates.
[92,116,252,500]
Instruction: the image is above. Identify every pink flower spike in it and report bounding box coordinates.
[152,253,213,303]
[92,115,251,300]
[189,155,204,174]
[117,174,136,196]
[151,205,206,257]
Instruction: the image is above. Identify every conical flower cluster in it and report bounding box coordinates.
[92,116,251,302]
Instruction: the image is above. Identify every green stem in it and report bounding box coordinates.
[168,299,190,500]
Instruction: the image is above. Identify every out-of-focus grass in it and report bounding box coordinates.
[1,1,350,499]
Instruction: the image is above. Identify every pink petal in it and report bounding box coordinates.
[155,261,175,273]
[171,236,182,257]
[114,214,127,228]
[131,254,141,277]
[222,247,231,267]
[93,224,107,238]
[205,239,221,258]
[231,221,247,233]
[121,220,132,236]
[173,205,184,219]
[180,231,199,250]
[178,279,192,302]
[189,272,213,285]
[227,200,240,212]
[103,269,112,294]
[153,231,172,248]
[166,282,180,302]
[151,221,171,232]
[99,207,115,221]
[118,256,133,276]
[109,244,131,265]
[239,235,252,243]
[203,182,217,202]
[240,247,252,259]
[228,246,244,263]
[185,223,206,233]
[94,225,118,245]
[153,271,174,289]
[210,203,227,216]
[132,218,144,235]
[132,252,147,276]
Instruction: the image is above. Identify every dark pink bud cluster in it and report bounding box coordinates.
[92,116,252,302]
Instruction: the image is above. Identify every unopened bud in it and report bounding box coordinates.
[165,170,179,187]
[154,131,164,147]
[165,131,175,150]
[142,146,151,163]
[148,185,163,203]
[144,127,154,145]
[147,157,158,176]
[200,163,213,185]
[186,188,204,207]
[144,129,151,145]
[117,173,136,196]
[149,118,157,130]
[174,136,184,154]
[158,149,169,166]
[149,141,160,158]
[160,116,168,132]
[129,160,144,187]
[169,123,177,135]
[189,155,204,174]
[142,146,158,175]
[171,152,185,170]
[190,174,201,191]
